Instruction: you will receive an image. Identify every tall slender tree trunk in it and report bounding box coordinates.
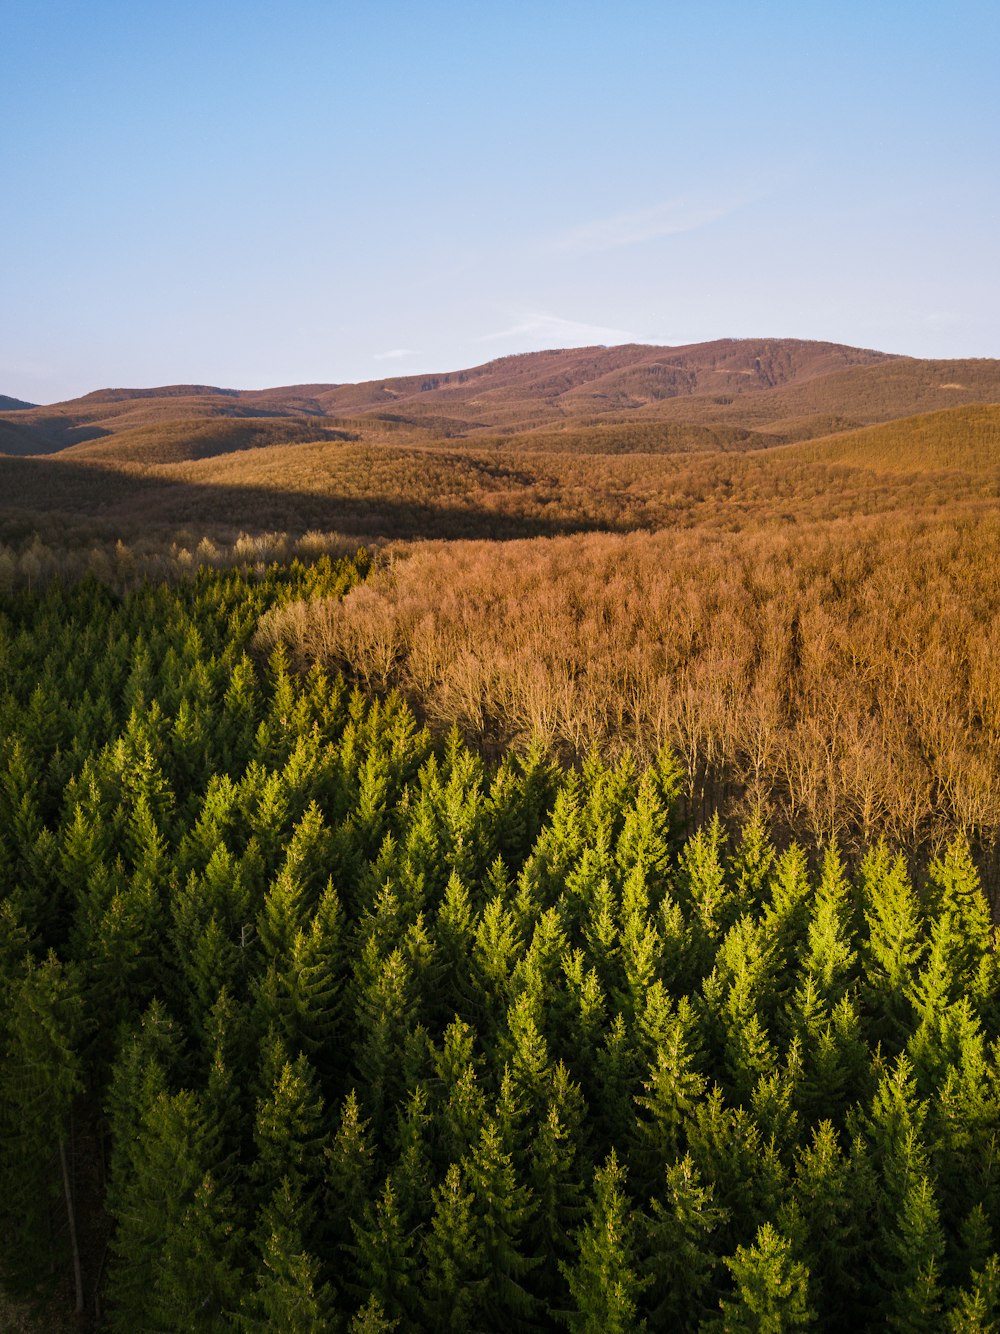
[59,1135,84,1316]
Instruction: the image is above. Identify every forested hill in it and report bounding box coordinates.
[3,556,1000,1330]
[3,338,999,463]
[2,339,892,452]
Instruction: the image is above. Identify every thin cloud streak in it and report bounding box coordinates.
[477,312,651,347]
[373,348,417,361]
[552,197,737,255]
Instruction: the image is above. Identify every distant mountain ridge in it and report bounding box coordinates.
[2,338,998,460]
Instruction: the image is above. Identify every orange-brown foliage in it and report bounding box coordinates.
[258,507,1000,861]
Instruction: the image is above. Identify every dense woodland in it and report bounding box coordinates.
[259,508,1000,874]
[3,402,998,547]
[3,556,1000,1330]
[2,342,999,1328]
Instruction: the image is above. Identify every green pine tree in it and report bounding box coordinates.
[561,1151,649,1333]
[712,1222,814,1331]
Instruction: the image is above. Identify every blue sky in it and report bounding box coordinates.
[2,1,998,402]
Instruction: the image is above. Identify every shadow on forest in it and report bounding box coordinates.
[0,417,112,455]
[0,453,616,542]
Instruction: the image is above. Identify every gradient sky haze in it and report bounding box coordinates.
[3,1,998,402]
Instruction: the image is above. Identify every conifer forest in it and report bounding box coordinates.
[5,0,999,1313]
[3,552,1000,1331]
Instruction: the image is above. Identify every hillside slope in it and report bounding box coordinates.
[60,417,356,465]
[0,338,899,456]
[2,398,996,546]
[648,357,1000,434]
[306,338,893,426]
[781,403,1000,474]
[2,341,997,518]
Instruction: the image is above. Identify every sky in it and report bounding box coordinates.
[2,1,998,403]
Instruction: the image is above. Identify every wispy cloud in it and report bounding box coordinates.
[373,348,417,361]
[552,197,737,256]
[919,312,959,327]
[477,311,647,347]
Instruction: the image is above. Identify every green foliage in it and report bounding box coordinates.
[420,1162,488,1331]
[948,1254,1000,1332]
[239,1177,332,1332]
[561,1151,648,1333]
[643,1154,728,1325]
[0,942,83,1292]
[714,1222,814,1331]
[1,556,998,1331]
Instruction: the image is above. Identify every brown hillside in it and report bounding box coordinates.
[0,338,895,455]
[5,340,999,470]
[3,393,996,547]
[61,417,355,465]
[780,403,1000,474]
[486,421,781,454]
[310,338,892,428]
[0,418,54,456]
[643,357,1000,431]
[0,388,332,454]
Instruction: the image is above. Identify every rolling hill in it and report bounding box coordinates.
[3,338,999,465]
[1,401,995,548]
[60,417,358,465]
[1,338,997,546]
[781,403,1000,474]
